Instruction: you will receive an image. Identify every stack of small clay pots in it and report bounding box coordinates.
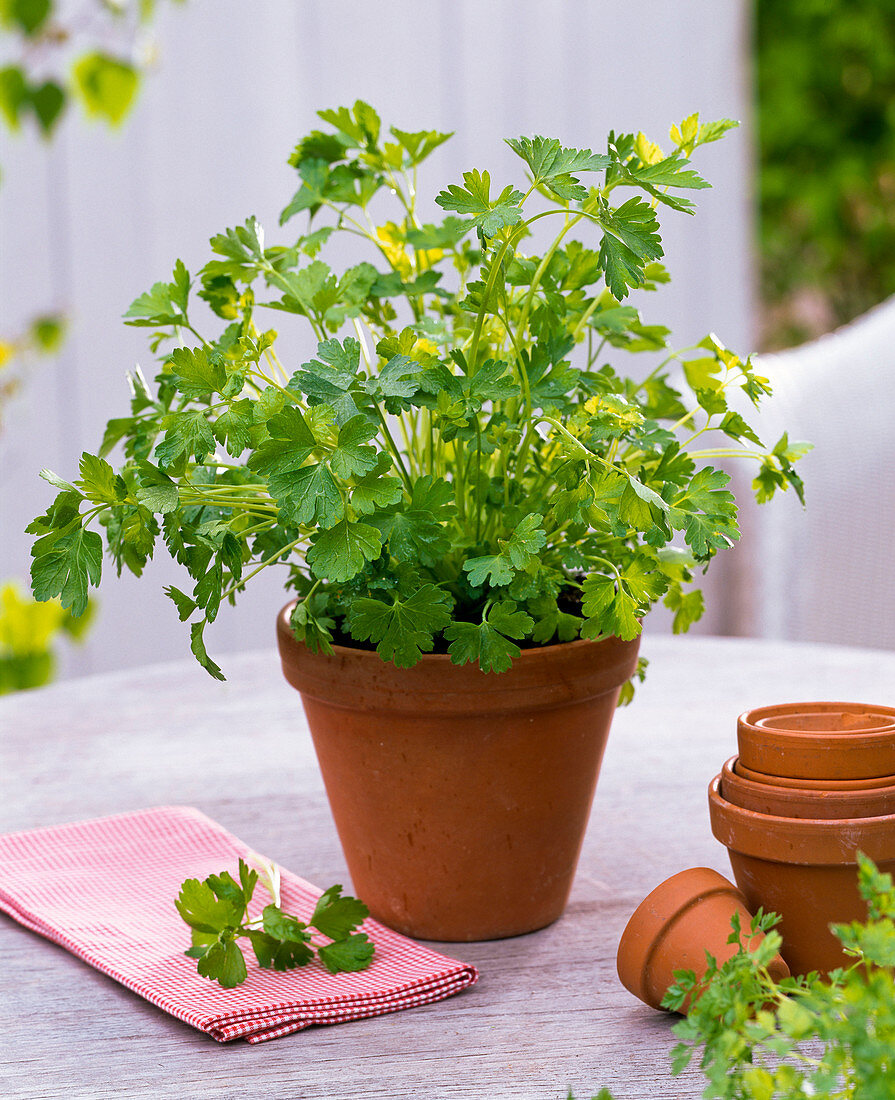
[617,701,895,1011]
[709,700,895,976]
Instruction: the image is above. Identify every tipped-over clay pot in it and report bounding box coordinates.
[734,758,895,792]
[721,757,895,820]
[616,866,790,1011]
[737,701,895,781]
[708,776,895,975]
[277,603,641,941]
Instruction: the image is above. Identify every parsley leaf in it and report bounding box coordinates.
[445,600,534,674]
[318,933,375,974]
[346,584,453,666]
[307,518,382,581]
[310,884,371,941]
[435,169,524,238]
[30,525,102,617]
[506,135,609,200]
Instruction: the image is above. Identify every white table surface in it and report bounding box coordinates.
[3,633,894,1100]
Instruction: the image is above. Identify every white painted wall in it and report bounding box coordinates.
[0,0,755,679]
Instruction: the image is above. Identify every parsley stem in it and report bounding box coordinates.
[218,535,307,602]
[374,409,413,492]
[247,366,296,403]
[571,294,610,344]
[184,322,212,349]
[688,447,765,460]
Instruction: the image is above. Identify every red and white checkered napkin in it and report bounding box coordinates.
[0,805,478,1043]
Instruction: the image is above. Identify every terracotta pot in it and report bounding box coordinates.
[737,701,895,781]
[708,776,895,974]
[721,757,895,820]
[616,867,790,1012]
[276,603,641,941]
[734,758,895,792]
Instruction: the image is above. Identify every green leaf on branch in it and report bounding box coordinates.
[310,884,371,941]
[329,414,379,478]
[663,583,705,634]
[435,169,524,238]
[599,234,646,300]
[276,462,344,528]
[0,65,29,129]
[248,930,313,971]
[168,346,227,400]
[76,452,126,505]
[668,467,739,557]
[124,260,191,327]
[290,337,363,424]
[499,512,547,568]
[350,471,403,516]
[318,99,382,146]
[318,933,375,974]
[213,399,255,458]
[156,410,216,465]
[196,937,247,989]
[307,519,382,581]
[463,554,514,588]
[30,527,102,617]
[5,0,52,36]
[505,135,609,200]
[189,619,225,681]
[347,584,452,666]
[445,600,534,673]
[175,877,243,934]
[581,554,664,641]
[134,461,179,514]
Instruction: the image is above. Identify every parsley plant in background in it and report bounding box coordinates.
[582,855,895,1098]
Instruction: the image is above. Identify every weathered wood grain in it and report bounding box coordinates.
[2,634,894,1098]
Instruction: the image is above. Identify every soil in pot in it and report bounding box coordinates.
[708,776,895,975]
[277,604,641,942]
[720,757,895,820]
[737,701,895,781]
[616,866,790,1012]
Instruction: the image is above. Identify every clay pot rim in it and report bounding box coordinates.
[733,758,895,791]
[721,756,895,813]
[277,601,642,714]
[617,867,746,1005]
[708,776,895,864]
[737,701,895,781]
[739,701,895,739]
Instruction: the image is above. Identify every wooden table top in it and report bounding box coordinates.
[3,633,894,1100]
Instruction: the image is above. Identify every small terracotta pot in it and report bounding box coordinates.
[708,776,895,974]
[277,604,641,941]
[721,757,895,820]
[734,758,895,792]
[737,701,895,781]
[617,867,790,1011]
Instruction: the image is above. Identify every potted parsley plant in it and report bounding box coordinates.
[28,102,807,940]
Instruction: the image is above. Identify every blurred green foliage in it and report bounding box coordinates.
[0,0,185,174]
[0,1,183,692]
[0,581,92,693]
[757,0,895,348]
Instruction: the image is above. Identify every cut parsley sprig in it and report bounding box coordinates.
[175,857,374,988]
